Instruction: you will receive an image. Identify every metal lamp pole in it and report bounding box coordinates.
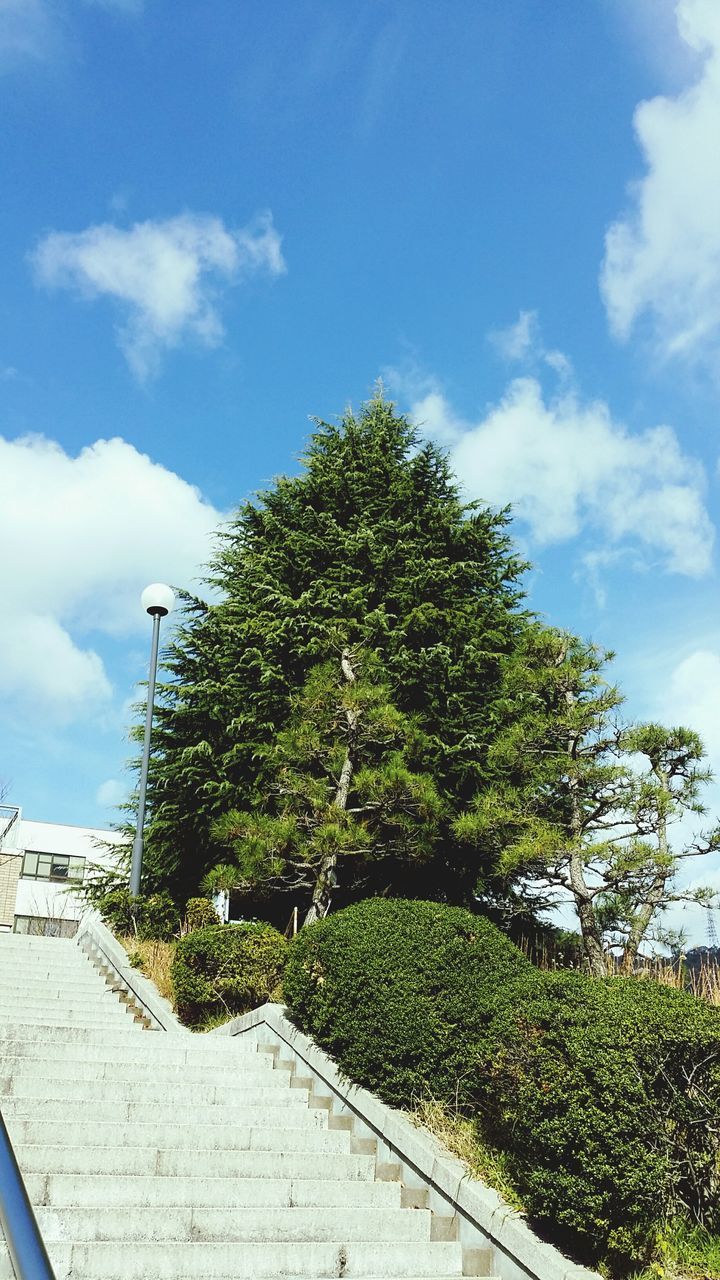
[130,583,174,897]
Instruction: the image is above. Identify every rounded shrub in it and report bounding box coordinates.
[99,889,179,941]
[284,897,720,1273]
[478,971,720,1270]
[283,897,536,1108]
[172,922,288,1025]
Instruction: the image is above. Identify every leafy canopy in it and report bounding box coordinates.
[139,393,528,907]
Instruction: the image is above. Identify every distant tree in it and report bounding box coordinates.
[455,627,720,976]
[137,393,529,908]
[209,648,444,924]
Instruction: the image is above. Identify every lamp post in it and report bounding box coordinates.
[129,583,174,897]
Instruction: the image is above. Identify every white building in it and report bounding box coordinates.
[0,805,122,936]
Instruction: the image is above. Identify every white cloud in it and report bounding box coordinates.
[31,212,286,380]
[489,309,573,381]
[489,310,540,362]
[0,433,223,721]
[408,374,713,577]
[95,778,126,808]
[601,0,720,366]
[0,0,145,71]
[0,0,60,67]
[660,649,720,764]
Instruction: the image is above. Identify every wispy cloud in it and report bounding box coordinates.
[0,0,62,69]
[0,0,144,72]
[356,15,406,139]
[601,0,720,370]
[488,309,573,379]
[31,211,286,381]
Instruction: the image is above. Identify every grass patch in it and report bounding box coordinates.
[409,1098,524,1214]
[118,936,176,1004]
[631,1220,720,1280]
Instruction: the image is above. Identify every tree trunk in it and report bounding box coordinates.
[568,848,608,977]
[303,649,358,926]
[621,766,672,973]
[620,881,665,974]
[563,675,608,978]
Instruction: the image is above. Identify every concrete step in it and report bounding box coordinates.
[7,1118,356,1152]
[0,1014,147,1029]
[24,1172,402,1209]
[3,1099,331,1129]
[0,978,114,994]
[0,1050,283,1079]
[0,1239,464,1278]
[0,1039,283,1070]
[0,1034,278,1064]
[14,1144,378,1181]
[0,1025,256,1053]
[0,953,97,966]
[2,1076,310,1107]
[0,1000,139,1018]
[0,964,107,980]
[36,1205,433,1243]
[0,937,86,949]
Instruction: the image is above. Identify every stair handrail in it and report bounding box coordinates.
[0,1109,56,1280]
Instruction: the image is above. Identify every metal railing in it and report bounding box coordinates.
[0,1110,56,1279]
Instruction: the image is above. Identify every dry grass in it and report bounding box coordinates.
[644,958,720,1006]
[408,1098,524,1213]
[517,936,720,1007]
[118,935,177,1004]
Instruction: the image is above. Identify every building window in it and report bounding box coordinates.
[21,852,85,883]
[14,916,78,938]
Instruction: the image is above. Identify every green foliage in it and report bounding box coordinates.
[171,922,288,1025]
[210,652,445,920]
[455,626,720,973]
[98,889,179,941]
[284,897,720,1275]
[183,897,217,932]
[481,973,720,1270]
[138,393,528,906]
[283,897,536,1108]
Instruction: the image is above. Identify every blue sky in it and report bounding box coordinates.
[2,0,720,940]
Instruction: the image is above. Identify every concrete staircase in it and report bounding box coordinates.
[0,933,487,1280]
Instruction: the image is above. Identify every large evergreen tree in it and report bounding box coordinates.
[141,394,528,907]
[210,648,444,924]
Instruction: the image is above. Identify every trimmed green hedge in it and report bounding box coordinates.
[481,970,720,1268]
[283,897,537,1108]
[283,898,720,1274]
[172,922,287,1025]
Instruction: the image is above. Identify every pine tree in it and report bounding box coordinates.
[140,393,528,907]
[454,626,720,974]
[209,648,444,924]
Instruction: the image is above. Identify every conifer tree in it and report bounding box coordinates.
[455,626,720,974]
[209,648,444,924]
[140,393,528,906]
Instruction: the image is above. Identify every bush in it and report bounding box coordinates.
[480,972,720,1270]
[172,922,288,1025]
[284,898,720,1274]
[184,897,218,932]
[98,889,179,941]
[283,897,536,1108]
